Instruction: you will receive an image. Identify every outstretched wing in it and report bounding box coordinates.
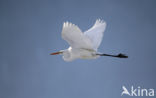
[84,19,106,51]
[62,22,93,49]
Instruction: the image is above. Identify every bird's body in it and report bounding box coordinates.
[51,19,128,61]
[62,47,99,61]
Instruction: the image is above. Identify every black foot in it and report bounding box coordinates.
[116,53,128,58]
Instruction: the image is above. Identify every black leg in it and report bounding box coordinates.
[97,53,128,58]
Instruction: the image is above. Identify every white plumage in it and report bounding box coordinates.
[84,19,106,51]
[51,19,128,61]
[61,19,106,61]
[51,19,106,61]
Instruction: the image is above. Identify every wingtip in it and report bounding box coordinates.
[63,21,69,27]
[63,21,77,28]
[95,19,106,25]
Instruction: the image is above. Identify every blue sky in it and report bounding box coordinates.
[0,0,156,98]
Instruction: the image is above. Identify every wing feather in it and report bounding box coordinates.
[61,22,93,49]
[84,19,106,51]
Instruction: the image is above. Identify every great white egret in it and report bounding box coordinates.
[50,19,128,61]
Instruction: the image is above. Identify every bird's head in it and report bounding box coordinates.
[50,49,74,61]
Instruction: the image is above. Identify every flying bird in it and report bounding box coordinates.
[50,19,128,61]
